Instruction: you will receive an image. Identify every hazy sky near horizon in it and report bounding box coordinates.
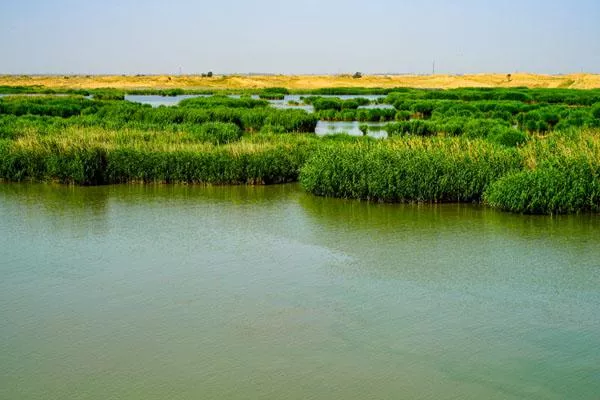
[1,0,599,75]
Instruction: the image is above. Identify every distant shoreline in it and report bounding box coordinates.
[1,73,600,90]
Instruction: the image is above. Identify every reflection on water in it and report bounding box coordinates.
[358,104,395,110]
[124,94,207,107]
[124,94,385,112]
[298,194,600,286]
[125,94,391,137]
[0,184,110,237]
[316,121,388,138]
[1,183,599,400]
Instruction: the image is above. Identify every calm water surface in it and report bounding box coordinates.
[123,94,208,107]
[124,95,391,137]
[316,121,388,138]
[124,94,384,111]
[1,184,599,400]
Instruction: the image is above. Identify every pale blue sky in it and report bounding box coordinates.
[1,0,599,74]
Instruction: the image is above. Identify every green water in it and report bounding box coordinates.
[1,183,599,400]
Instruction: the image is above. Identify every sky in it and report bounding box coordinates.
[0,0,599,75]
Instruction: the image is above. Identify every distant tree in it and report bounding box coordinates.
[207,71,213,78]
[506,73,512,82]
[353,72,362,79]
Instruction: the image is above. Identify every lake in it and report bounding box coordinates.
[1,183,599,400]
[124,94,391,136]
[123,94,386,112]
[316,121,388,138]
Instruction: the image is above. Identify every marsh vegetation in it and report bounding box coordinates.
[1,86,599,214]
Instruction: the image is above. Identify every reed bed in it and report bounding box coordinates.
[0,126,317,185]
[1,89,599,214]
[484,130,600,214]
[300,137,522,203]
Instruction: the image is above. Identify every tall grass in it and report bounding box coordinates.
[317,108,396,122]
[300,137,522,202]
[0,97,318,134]
[0,127,318,185]
[484,130,600,214]
[0,96,97,117]
[2,91,599,214]
[179,96,268,108]
[191,122,242,145]
[258,87,289,100]
[385,118,529,147]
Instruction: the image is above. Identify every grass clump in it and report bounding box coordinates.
[484,130,600,214]
[300,138,522,203]
[592,103,600,120]
[0,127,318,185]
[93,90,125,101]
[179,96,268,109]
[487,127,529,147]
[191,122,242,145]
[0,96,96,118]
[259,88,289,100]
[2,91,600,215]
[484,161,600,214]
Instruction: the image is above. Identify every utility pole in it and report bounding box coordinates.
[432,60,436,75]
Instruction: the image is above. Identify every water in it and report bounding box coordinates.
[124,95,391,137]
[316,120,388,138]
[2,94,391,137]
[124,94,208,107]
[1,93,384,108]
[124,94,385,111]
[358,103,395,110]
[1,183,599,400]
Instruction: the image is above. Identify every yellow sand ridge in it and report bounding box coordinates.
[1,73,599,90]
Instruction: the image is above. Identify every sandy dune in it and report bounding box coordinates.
[1,73,599,90]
